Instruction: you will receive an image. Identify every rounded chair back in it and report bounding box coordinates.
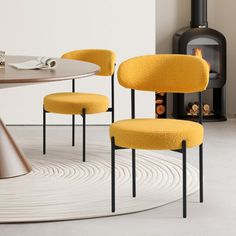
[62,49,116,76]
[118,54,209,93]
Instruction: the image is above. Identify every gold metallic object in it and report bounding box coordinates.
[0,119,32,179]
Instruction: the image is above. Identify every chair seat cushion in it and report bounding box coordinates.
[110,118,204,150]
[44,92,109,115]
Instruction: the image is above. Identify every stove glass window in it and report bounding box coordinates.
[187,38,220,76]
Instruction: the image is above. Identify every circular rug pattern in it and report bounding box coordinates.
[0,144,199,223]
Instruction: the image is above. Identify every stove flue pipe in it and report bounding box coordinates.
[191,0,208,28]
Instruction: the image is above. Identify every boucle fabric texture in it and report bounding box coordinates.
[118,54,209,93]
[44,92,109,115]
[110,118,203,150]
[62,49,116,76]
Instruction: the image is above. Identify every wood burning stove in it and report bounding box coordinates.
[173,0,227,121]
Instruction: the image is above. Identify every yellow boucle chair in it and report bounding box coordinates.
[110,54,209,218]
[43,49,116,162]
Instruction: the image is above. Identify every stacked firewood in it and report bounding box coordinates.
[155,92,166,118]
[186,102,214,116]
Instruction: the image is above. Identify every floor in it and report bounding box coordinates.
[1,120,236,236]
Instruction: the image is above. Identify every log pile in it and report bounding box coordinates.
[186,102,214,116]
[155,92,166,118]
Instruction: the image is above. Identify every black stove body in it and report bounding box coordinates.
[173,0,227,121]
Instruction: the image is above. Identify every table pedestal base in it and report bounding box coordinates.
[0,119,32,179]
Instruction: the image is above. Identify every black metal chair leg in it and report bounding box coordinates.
[111,74,115,123]
[199,143,203,203]
[82,109,86,162]
[182,140,187,218]
[72,115,75,146]
[111,137,115,212]
[132,149,136,198]
[111,110,114,124]
[43,108,46,155]
[72,79,75,147]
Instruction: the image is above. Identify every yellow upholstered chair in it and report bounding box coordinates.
[110,54,209,218]
[43,49,116,162]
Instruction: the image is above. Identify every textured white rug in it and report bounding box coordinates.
[0,144,199,223]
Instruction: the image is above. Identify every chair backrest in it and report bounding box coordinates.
[62,49,116,76]
[118,54,209,93]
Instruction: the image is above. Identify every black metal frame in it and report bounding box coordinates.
[111,90,203,218]
[72,79,75,147]
[43,69,115,162]
[106,73,115,123]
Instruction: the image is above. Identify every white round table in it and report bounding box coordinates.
[0,55,100,178]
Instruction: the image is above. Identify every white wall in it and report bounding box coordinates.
[0,0,156,124]
[156,0,190,54]
[156,0,190,113]
[156,0,236,117]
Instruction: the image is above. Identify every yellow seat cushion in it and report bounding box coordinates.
[44,92,109,115]
[110,119,204,150]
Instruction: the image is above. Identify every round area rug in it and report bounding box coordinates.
[0,144,199,223]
